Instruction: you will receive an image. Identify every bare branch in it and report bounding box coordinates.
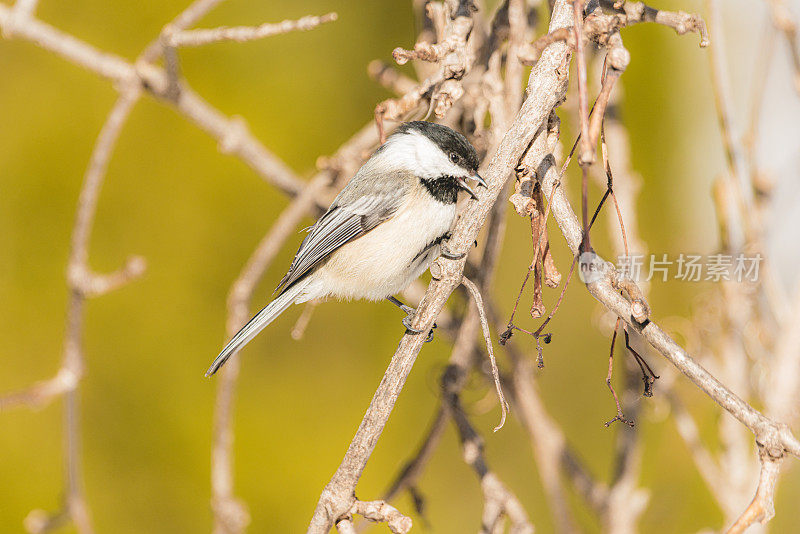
[599,0,709,46]
[1,86,141,534]
[140,0,227,61]
[534,79,800,456]
[290,300,320,340]
[499,339,586,532]
[726,446,785,533]
[0,5,308,198]
[392,2,475,64]
[504,0,530,116]
[573,0,592,166]
[211,175,333,534]
[519,1,708,65]
[1,0,38,37]
[166,13,337,48]
[582,33,629,166]
[13,0,37,17]
[349,500,412,534]
[668,392,726,501]
[376,0,478,138]
[307,1,576,530]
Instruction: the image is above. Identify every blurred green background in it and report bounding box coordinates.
[2,1,797,532]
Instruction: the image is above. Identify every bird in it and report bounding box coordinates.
[205,121,484,377]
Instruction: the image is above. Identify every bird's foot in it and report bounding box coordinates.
[439,232,477,260]
[440,247,466,260]
[402,313,436,342]
[387,296,436,341]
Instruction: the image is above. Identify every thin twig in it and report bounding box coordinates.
[1,89,143,411]
[574,0,592,165]
[140,0,227,62]
[367,60,418,95]
[605,319,634,427]
[166,13,338,47]
[348,500,412,534]
[462,276,509,431]
[376,0,478,139]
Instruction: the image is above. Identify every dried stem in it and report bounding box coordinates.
[462,276,509,431]
[140,0,227,61]
[519,0,709,65]
[605,319,634,428]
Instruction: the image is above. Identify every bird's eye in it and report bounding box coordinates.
[449,152,459,164]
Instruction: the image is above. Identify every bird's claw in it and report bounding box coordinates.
[425,323,437,342]
[440,246,466,260]
[402,314,436,342]
[402,314,422,334]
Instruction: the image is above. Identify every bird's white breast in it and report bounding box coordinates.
[309,186,456,301]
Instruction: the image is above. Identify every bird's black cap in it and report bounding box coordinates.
[397,121,479,173]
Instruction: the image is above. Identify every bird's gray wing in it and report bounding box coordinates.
[275,182,407,293]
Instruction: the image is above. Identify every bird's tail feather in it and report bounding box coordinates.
[205,280,308,376]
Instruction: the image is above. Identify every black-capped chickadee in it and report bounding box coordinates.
[206,121,484,376]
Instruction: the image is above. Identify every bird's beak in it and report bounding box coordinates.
[456,172,486,200]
